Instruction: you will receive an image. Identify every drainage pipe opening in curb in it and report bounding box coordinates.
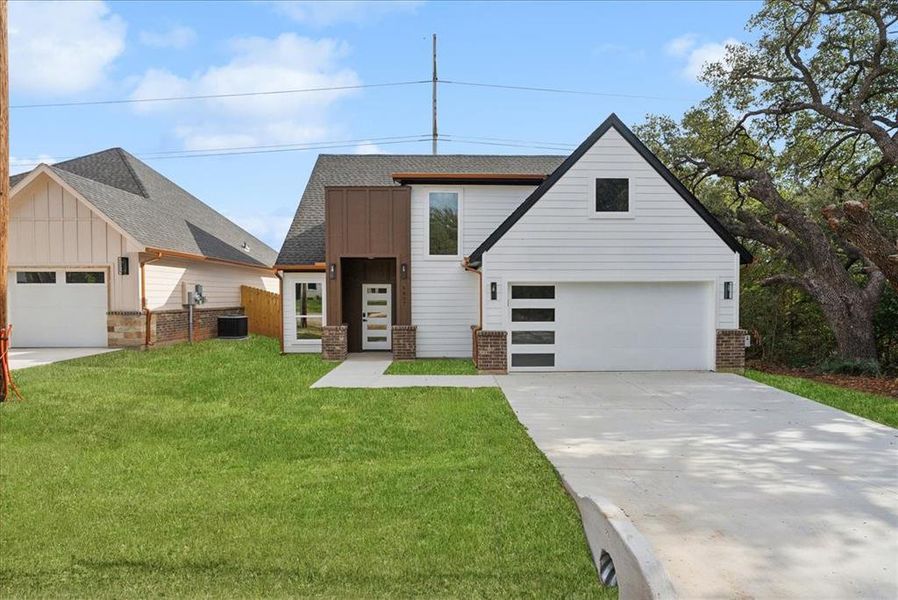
[599,550,618,588]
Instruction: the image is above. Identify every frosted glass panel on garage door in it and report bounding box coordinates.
[554,282,713,371]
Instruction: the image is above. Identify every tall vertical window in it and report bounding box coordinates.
[428,192,459,255]
[295,283,323,339]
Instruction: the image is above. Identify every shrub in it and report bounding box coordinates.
[816,357,881,377]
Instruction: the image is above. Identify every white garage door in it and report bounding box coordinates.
[8,270,108,347]
[508,282,713,371]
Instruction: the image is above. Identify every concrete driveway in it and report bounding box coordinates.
[8,348,119,370]
[498,372,898,599]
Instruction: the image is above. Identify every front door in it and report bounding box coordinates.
[362,283,392,350]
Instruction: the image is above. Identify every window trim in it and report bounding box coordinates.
[284,272,326,351]
[425,188,463,259]
[589,176,635,219]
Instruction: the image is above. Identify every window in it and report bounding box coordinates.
[595,178,629,213]
[511,285,555,300]
[429,192,459,255]
[16,271,55,284]
[512,331,555,345]
[295,282,323,340]
[512,353,555,367]
[511,308,555,322]
[723,281,733,300]
[66,271,105,284]
[308,283,317,290]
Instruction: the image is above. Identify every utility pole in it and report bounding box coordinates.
[431,33,437,155]
[0,0,8,328]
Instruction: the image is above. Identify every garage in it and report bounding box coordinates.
[508,282,714,371]
[8,269,108,347]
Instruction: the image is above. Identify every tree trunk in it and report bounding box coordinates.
[808,278,883,361]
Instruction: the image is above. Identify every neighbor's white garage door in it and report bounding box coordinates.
[508,282,713,371]
[8,270,108,347]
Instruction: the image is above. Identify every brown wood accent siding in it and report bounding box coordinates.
[325,187,411,327]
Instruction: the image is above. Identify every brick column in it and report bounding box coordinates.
[716,329,748,373]
[391,325,417,360]
[474,329,507,373]
[322,325,348,361]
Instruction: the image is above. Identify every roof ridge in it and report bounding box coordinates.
[114,148,149,198]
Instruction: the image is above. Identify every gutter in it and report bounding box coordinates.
[144,247,276,273]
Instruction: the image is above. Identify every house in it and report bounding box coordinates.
[7,148,279,348]
[276,114,752,372]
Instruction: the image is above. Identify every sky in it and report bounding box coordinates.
[8,0,761,252]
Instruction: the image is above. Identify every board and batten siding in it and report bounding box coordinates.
[144,257,278,311]
[480,126,740,331]
[410,185,534,357]
[8,173,142,312]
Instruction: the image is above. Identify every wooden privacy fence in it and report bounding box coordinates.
[241,285,281,339]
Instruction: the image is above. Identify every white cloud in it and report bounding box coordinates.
[10,154,57,174]
[354,141,384,154]
[226,209,295,249]
[270,1,423,27]
[665,34,740,80]
[664,34,698,57]
[130,34,360,149]
[139,25,197,49]
[9,0,126,94]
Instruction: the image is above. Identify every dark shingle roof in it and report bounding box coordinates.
[10,148,277,268]
[277,154,565,265]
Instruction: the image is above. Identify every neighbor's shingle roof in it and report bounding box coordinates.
[277,154,565,265]
[10,148,278,268]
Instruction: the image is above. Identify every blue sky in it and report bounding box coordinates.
[8,0,760,251]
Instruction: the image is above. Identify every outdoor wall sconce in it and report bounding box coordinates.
[329,263,337,280]
[724,281,733,300]
[118,256,130,276]
[490,281,498,300]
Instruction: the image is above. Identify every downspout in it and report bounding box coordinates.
[140,252,163,347]
[462,257,482,364]
[276,271,285,353]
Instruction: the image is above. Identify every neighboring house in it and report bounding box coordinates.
[276,114,752,372]
[7,148,279,348]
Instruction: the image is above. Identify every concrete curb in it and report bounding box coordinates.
[562,480,678,600]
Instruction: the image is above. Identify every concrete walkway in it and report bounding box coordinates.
[311,353,497,388]
[9,347,119,370]
[498,371,898,600]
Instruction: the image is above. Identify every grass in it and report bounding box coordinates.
[385,357,479,376]
[745,369,898,428]
[0,337,609,599]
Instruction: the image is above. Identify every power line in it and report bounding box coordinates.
[441,79,697,102]
[10,80,430,109]
[143,137,432,160]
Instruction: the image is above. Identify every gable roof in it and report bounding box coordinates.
[468,114,753,266]
[10,148,278,268]
[276,154,565,266]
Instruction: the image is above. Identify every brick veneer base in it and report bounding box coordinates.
[391,325,417,360]
[107,312,145,347]
[151,307,244,345]
[322,325,348,361]
[716,329,748,372]
[473,329,507,373]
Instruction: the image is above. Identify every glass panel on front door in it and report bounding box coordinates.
[362,283,392,350]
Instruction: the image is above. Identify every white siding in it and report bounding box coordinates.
[411,185,534,357]
[481,126,740,331]
[144,257,278,311]
[9,173,142,312]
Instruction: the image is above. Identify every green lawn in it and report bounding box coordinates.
[385,358,479,376]
[0,337,609,599]
[745,369,898,428]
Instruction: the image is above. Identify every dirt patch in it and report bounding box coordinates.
[751,363,898,399]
